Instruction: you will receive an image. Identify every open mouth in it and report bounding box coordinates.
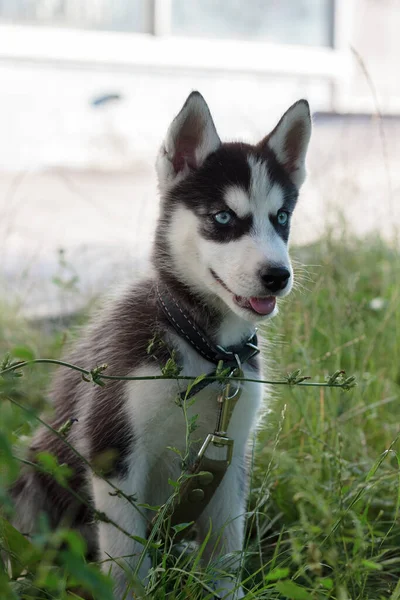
[210,269,277,316]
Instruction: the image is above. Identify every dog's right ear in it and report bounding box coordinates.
[156,91,221,190]
[259,100,312,189]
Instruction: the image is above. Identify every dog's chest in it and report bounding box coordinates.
[125,334,263,464]
[181,339,262,448]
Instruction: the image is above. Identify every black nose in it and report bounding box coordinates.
[259,266,290,293]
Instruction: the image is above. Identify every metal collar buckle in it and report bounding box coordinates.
[215,329,258,360]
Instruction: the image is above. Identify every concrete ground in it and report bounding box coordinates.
[1,114,399,318]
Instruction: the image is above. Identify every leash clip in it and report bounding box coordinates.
[197,369,243,466]
[215,371,242,435]
[197,433,234,465]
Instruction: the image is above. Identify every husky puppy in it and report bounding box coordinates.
[11,92,311,598]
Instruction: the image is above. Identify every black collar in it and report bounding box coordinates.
[157,284,260,398]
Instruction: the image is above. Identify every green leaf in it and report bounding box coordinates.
[36,452,73,486]
[320,577,334,590]
[161,352,181,378]
[0,432,18,483]
[166,446,182,457]
[10,346,35,362]
[0,516,41,579]
[57,417,78,437]
[60,529,86,556]
[265,567,290,581]
[188,414,199,433]
[35,564,62,590]
[361,559,383,571]
[172,522,194,535]
[185,373,207,396]
[36,451,58,471]
[137,502,161,512]
[61,551,113,600]
[275,580,312,599]
[0,568,19,599]
[131,535,148,546]
[0,354,23,379]
[131,535,161,550]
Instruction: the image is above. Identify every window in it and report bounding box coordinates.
[0,0,335,48]
[0,0,348,85]
[172,0,334,47]
[0,0,151,33]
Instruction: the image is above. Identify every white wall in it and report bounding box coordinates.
[339,0,400,114]
[1,0,400,171]
[0,60,333,171]
[0,24,342,171]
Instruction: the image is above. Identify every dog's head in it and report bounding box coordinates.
[155,91,311,323]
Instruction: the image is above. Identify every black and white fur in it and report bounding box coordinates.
[11,92,311,598]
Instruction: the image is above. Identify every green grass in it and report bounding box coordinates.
[251,234,400,598]
[1,233,399,599]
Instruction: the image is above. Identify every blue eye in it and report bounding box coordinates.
[214,211,232,225]
[277,211,289,226]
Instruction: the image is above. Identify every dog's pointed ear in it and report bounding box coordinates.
[259,100,312,188]
[156,91,221,189]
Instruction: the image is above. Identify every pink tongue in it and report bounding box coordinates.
[249,296,276,315]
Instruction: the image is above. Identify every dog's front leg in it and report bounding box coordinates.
[197,457,248,599]
[92,468,151,599]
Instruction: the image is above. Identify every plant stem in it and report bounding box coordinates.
[0,358,354,390]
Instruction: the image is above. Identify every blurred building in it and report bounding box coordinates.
[0,0,397,171]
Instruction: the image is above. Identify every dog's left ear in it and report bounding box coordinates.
[157,91,221,189]
[259,100,312,189]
